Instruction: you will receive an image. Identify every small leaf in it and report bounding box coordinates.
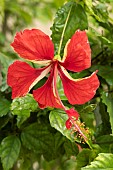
[51,1,88,55]
[81,153,113,170]
[0,135,21,170]
[102,92,113,134]
[64,139,79,157]
[0,116,9,130]
[49,109,75,142]
[76,149,92,170]
[11,94,38,127]
[0,98,11,117]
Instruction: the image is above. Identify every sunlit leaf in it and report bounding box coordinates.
[49,109,75,142]
[81,153,113,169]
[11,94,38,127]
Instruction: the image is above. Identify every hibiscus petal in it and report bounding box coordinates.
[66,108,79,120]
[33,67,63,109]
[58,66,100,105]
[7,60,51,99]
[11,29,54,64]
[60,30,91,72]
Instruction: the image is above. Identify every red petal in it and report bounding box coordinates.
[60,30,91,72]
[59,66,100,105]
[7,60,51,99]
[65,119,72,129]
[33,66,63,109]
[66,108,79,120]
[11,29,54,63]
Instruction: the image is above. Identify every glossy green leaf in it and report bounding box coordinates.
[102,92,113,134]
[11,94,38,127]
[49,109,75,142]
[0,98,11,117]
[51,1,88,55]
[0,135,21,170]
[81,153,113,170]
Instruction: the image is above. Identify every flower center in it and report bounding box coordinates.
[53,55,61,61]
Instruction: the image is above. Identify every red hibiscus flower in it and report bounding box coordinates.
[7,29,99,133]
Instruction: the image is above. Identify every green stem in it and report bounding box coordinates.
[57,4,73,56]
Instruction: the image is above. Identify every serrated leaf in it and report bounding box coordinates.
[49,109,75,142]
[21,123,56,161]
[0,98,11,117]
[81,153,113,170]
[101,92,113,134]
[0,135,21,170]
[11,94,38,127]
[51,1,88,55]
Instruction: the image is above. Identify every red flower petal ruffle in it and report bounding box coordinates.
[7,60,51,99]
[33,66,63,109]
[61,30,91,72]
[59,66,100,105]
[11,29,54,64]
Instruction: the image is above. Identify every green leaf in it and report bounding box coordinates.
[11,94,38,127]
[96,135,113,153]
[79,104,96,130]
[0,52,14,91]
[51,1,88,55]
[90,65,113,86]
[64,139,79,157]
[0,98,11,117]
[21,123,55,159]
[76,149,92,170]
[101,92,113,134]
[0,116,10,130]
[96,135,113,144]
[49,109,75,142]
[81,153,113,170]
[0,135,21,170]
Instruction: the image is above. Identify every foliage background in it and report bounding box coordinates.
[0,0,113,170]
